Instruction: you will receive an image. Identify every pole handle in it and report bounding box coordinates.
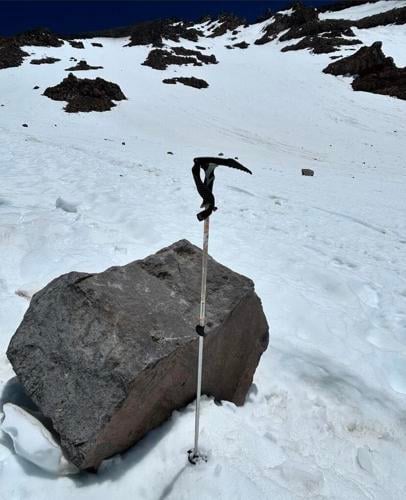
[192,157,252,221]
[192,159,216,221]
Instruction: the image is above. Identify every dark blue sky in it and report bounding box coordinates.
[1,1,335,36]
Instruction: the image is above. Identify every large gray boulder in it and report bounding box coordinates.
[7,240,269,470]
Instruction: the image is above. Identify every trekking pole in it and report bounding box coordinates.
[188,156,252,465]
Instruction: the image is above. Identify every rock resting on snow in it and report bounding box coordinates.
[7,239,269,470]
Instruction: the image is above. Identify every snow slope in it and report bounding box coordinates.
[319,0,406,20]
[1,5,406,500]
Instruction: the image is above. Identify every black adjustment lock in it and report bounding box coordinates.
[195,325,206,337]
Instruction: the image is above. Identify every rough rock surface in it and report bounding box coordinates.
[351,67,406,100]
[324,42,406,101]
[0,44,29,69]
[207,14,246,38]
[171,46,217,65]
[30,57,61,65]
[233,41,249,49]
[255,1,318,45]
[323,41,394,77]
[91,42,103,47]
[68,40,85,49]
[142,47,217,70]
[302,168,314,176]
[255,2,406,47]
[282,35,361,54]
[43,73,126,112]
[355,6,406,29]
[7,240,269,470]
[163,76,209,89]
[14,28,64,47]
[126,19,201,47]
[65,60,103,71]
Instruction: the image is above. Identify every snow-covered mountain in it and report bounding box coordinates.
[1,1,406,498]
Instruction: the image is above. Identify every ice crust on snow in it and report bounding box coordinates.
[0,1,406,497]
[1,403,78,475]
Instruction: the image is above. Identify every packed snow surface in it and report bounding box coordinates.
[320,0,406,20]
[1,3,406,499]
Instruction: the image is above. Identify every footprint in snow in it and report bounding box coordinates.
[227,185,255,197]
[356,446,374,474]
[332,256,358,270]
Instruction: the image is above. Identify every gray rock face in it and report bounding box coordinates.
[7,240,269,470]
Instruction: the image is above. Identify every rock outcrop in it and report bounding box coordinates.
[68,40,85,49]
[142,47,217,70]
[255,1,318,45]
[323,42,406,101]
[323,41,393,76]
[30,57,61,65]
[163,76,209,89]
[7,240,269,470]
[207,14,246,38]
[127,19,201,47]
[14,28,64,47]
[282,35,361,54]
[64,60,103,71]
[43,73,126,112]
[0,44,29,69]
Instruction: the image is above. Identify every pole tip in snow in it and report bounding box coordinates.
[187,449,208,465]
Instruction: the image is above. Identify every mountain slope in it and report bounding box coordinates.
[0,1,406,498]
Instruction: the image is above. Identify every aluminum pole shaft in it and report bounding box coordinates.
[193,215,210,457]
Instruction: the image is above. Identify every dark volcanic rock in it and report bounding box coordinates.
[0,44,29,69]
[13,28,63,47]
[324,42,406,101]
[171,46,217,64]
[30,57,61,65]
[43,73,126,112]
[351,67,406,100]
[323,41,393,77]
[142,49,200,70]
[279,18,353,42]
[69,40,85,49]
[233,41,249,49]
[65,60,103,71]
[7,240,269,470]
[282,35,361,54]
[321,28,356,37]
[142,47,217,70]
[318,0,381,13]
[277,4,406,45]
[208,14,246,38]
[91,42,103,47]
[127,19,201,47]
[163,76,209,89]
[255,1,318,45]
[355,6,406,29]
